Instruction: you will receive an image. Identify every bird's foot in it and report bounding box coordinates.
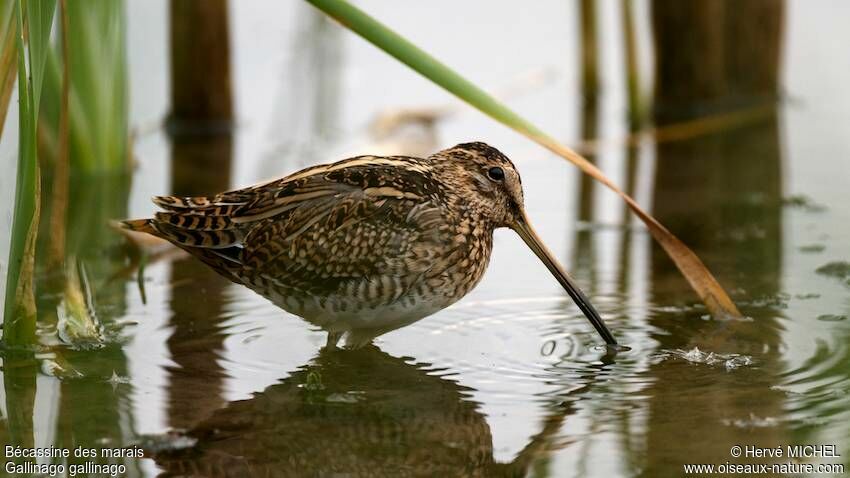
[324,331,343,350]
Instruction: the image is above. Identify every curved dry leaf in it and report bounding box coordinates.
[535,135,741,318]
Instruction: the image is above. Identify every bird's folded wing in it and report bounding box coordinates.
[149,161,448,293]
[243,187,446,295]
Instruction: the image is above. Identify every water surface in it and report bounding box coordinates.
[1,1,849,477]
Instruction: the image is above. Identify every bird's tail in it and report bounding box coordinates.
[118,218,158,235]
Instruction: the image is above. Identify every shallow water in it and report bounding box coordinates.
[2,1,850,477]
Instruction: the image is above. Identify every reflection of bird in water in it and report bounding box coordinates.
[122,142,617,348]
[150,346,574,477]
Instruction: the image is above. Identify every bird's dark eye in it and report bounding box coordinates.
[487,166,505,181]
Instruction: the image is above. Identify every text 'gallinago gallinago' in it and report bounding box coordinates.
[123,142,617,348]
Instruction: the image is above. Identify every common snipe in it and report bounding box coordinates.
[123,142,617,348]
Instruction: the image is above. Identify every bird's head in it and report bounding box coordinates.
[431,141,620,347]
[431,141,525,229]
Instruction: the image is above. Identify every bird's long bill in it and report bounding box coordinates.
[512,213,618,346]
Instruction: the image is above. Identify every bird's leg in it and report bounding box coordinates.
[325,331,343,350]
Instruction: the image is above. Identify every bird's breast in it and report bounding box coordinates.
[245,227,494,333]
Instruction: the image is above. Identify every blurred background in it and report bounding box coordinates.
[0,1,848,476]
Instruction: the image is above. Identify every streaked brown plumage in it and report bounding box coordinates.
[123,142,617,348]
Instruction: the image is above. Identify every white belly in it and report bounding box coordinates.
[260,283,461,344]
[245,246,491,346]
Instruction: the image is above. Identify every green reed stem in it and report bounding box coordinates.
[3,0,56,345]
[39,0,128,173]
